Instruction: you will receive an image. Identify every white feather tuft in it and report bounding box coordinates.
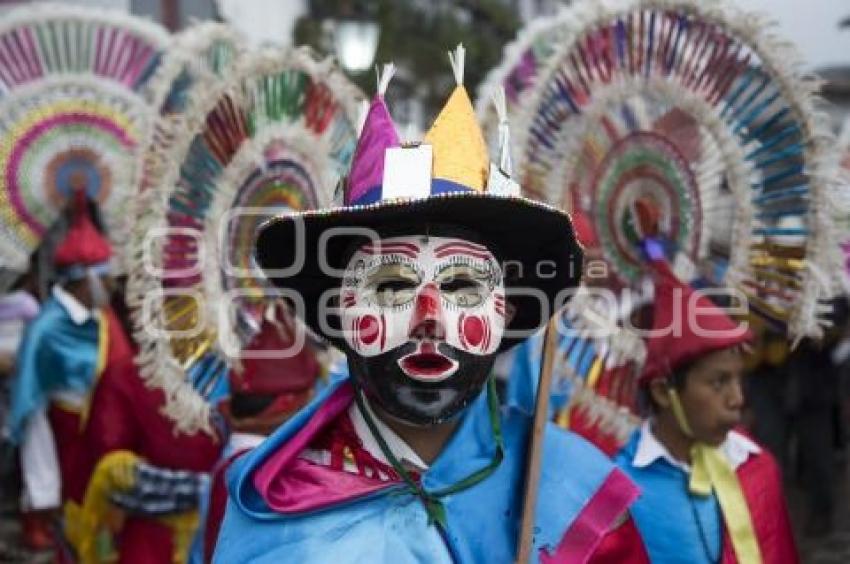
[492,86,512,175]
[448,44,465,86]
[376,62,396,97]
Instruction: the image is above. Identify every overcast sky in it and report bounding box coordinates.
[738,0,850,70]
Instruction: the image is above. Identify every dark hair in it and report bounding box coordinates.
[229,393,275,419]
[85,197,107,235]
[60,276,90,295]
[637,359,695,416]
[637,342,748,416]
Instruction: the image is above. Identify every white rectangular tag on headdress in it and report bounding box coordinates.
[487,163,520,197]
[382,145,433,200]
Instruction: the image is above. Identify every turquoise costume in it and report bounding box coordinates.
[7,295,100,443]
[615,432,723,563]
[214,374,637,563]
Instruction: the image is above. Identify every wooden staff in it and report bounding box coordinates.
[515,314,560,563]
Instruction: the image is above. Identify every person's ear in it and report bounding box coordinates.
[648,379,672,410]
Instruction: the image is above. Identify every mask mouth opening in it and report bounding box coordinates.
[399,351,458,381]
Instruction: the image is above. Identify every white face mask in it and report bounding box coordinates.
[341,235,505,382]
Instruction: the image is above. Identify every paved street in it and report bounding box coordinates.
[793,459,850,564]
[0,495,51,564]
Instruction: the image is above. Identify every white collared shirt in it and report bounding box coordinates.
[52,285,91,325]
[633,420,760,473]
[349,397,429,472]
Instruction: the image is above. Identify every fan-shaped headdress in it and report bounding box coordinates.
[0,3,171,277]
[135,22,243,195]
[479,0,840,446]
[127,46,364,434]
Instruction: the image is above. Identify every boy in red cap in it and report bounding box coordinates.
[612,242,799,563]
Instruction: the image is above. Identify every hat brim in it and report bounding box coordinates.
[254,192,583,352]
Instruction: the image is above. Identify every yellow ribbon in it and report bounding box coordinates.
[586,356,604,389]
[668,389,763,564]
[77,310,110,431]
[159,511,200,564]
[95,310,109,375]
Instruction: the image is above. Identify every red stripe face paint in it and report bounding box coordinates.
[433,247,493,261]
[433,240,488,253]
[340,235,506,361]
[494,292,506,318]
[379,313,386,351]
[458,313,468,350]
[433,240,492,261]
[360,241,421,259]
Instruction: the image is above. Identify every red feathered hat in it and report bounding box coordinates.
[53,190,112,270]
[639,258,752,384]
[234,311,320,396]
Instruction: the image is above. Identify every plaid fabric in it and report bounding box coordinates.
[110,461,209,516]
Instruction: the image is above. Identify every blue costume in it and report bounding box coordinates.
[214,374,638,564]
[506,330,590,417]
[615,431,723,563]
[7,294,101,443]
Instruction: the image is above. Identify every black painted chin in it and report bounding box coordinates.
[346,342,495,426]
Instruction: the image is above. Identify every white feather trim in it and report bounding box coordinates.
[127,45,364,435]
[476,0,838,343]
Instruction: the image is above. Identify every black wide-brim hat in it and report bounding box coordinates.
[254,191,583,353]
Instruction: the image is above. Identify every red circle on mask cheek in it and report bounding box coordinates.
[462,316,485,348]
[358,315,380,345]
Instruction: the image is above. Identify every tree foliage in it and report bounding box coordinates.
[296,0,519,122]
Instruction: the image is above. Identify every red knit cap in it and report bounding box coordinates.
[639,259,752,383]
[232,311,320,396]
[53,190,112,268]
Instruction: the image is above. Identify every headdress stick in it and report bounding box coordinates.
[516,312,560,563]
